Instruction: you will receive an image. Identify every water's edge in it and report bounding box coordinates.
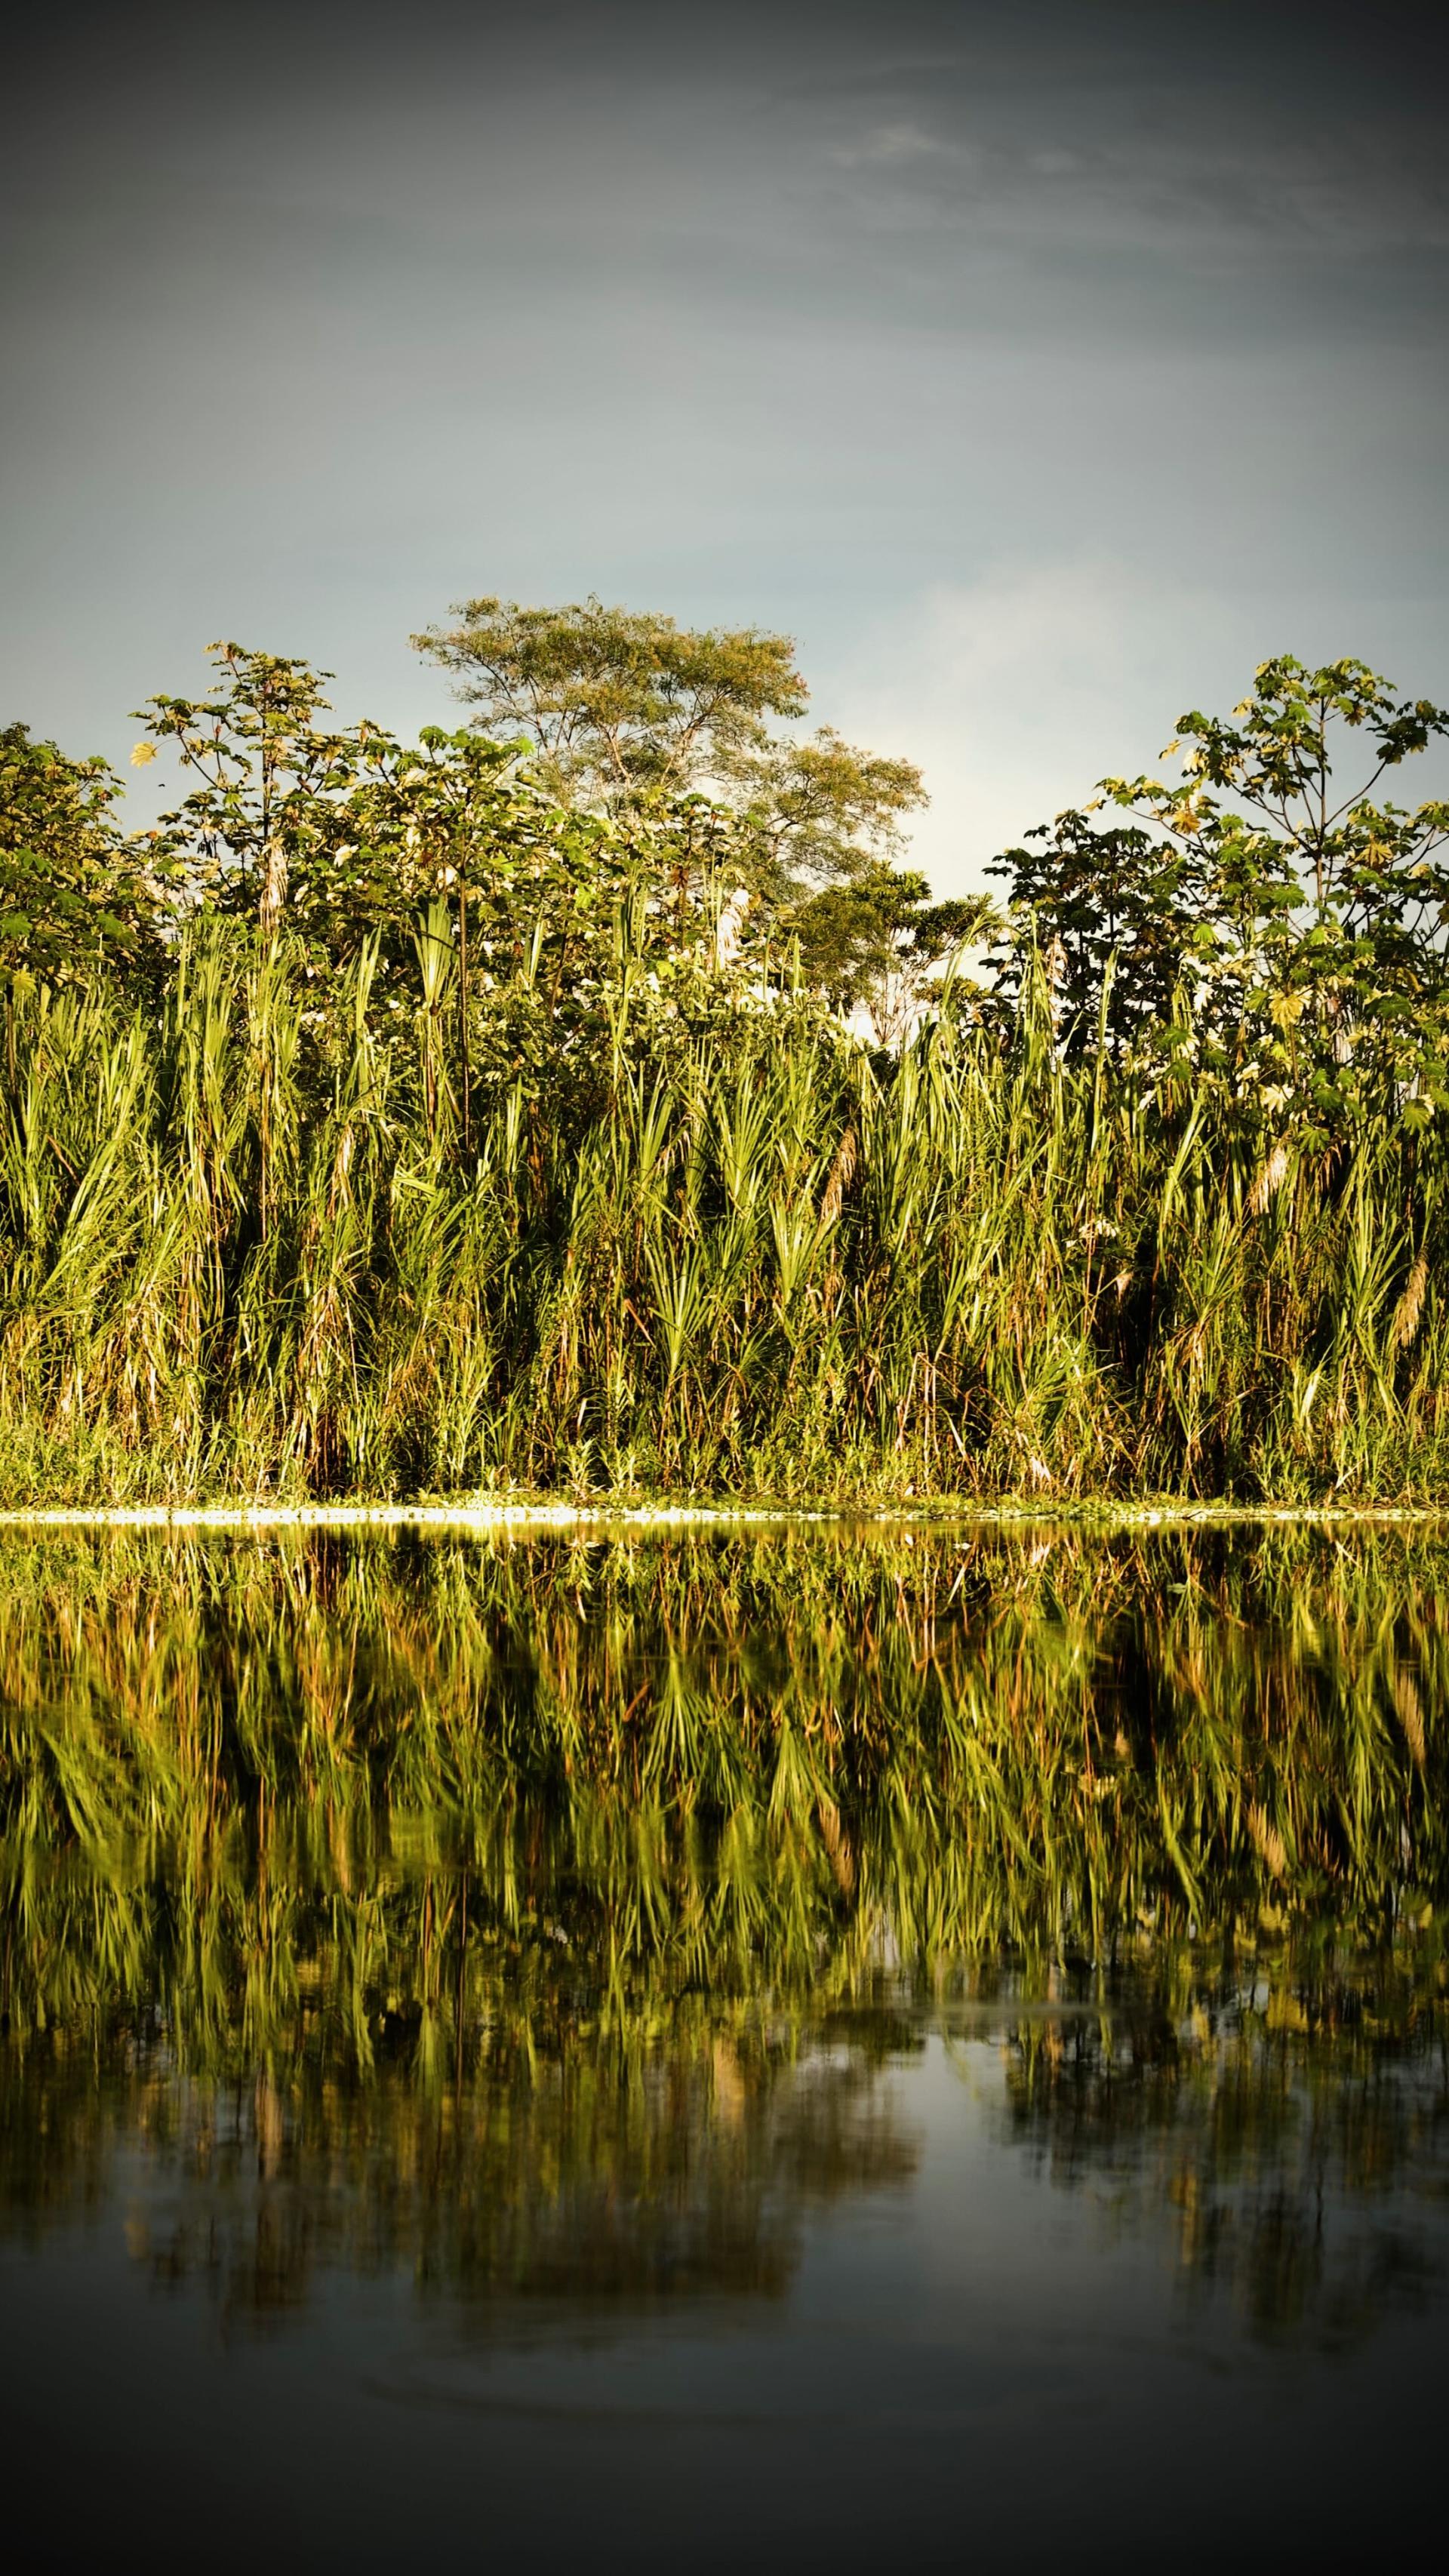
[2,1494,1447,1534]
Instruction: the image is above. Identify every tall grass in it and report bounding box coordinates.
[2,919,1447,1501]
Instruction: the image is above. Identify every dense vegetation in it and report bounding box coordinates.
[2,1523,1445,2331]
[2,614,1447,1502]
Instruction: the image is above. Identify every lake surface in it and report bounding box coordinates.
[2,1519,1446,2566]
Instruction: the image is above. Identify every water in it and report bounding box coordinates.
[2,1519,1445,2566]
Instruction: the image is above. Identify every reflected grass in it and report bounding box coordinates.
[1,1521,1446,2339]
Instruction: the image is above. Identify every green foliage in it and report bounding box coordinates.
[135,642,349,933]
[1,915,1448,1504]
[987,810,1192,1053]
[727,722,930,896]
[0,723,165,986]
[6,626,1449,1507]
[993,656,1449,1134]
[412,593,928,897]
[412,594,811,801]
[787,861,992,1036]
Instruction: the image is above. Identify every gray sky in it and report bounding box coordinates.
[4,0,1446,888]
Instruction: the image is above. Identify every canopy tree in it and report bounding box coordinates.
[411,594,927,897]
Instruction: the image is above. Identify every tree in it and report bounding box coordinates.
[131,640,766,1146]
[986,810,1205,1055]
[729,725,929,899]
[411,594,927,901]
[1103,655,1449,1117]
[789,863,994,1043]
[0,723,165,986]
[412,596,808,802]
[1114,654,1449,933]
[340,725,628,1150]
[134,643,357,933]
[991,657,1449,1119]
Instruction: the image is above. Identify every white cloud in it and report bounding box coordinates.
[832,121,947,168]
[817,562,1249,894]
[816,562,1449,900]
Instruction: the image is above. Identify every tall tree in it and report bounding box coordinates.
[411,595,926,897]
[412,596,808,802]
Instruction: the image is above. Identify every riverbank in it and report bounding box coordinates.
[5,1493,1449,1533]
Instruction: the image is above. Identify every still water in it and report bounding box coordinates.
[2,1519,1445,2566]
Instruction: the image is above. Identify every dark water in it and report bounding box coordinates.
[2,1520,1446,2567]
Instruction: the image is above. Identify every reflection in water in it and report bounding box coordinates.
[4,2033,919,2328]
[998,1959,1447,2343]
[1,1519,1446,2351]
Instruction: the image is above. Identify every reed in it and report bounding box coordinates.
[2,917,1447,1503]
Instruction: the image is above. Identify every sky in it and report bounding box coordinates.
[3,0,1446,890]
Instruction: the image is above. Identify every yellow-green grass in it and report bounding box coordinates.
[4,922,1447,1504]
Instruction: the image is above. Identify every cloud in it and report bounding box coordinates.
[819,559,1449,898]
[777,5,1449,279]
[2,0,1443,814]
[832,122,946,169]
[819,562,1265,891]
